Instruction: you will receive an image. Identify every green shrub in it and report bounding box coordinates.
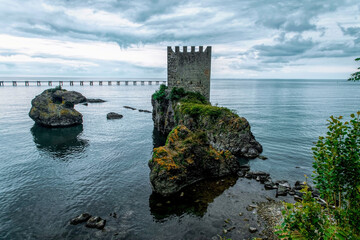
[47,85,63,93]
[152,84,168,101]
[152,85,207,104]
[312,112,360,231]
[348,58,360,81]
[277,112,360,239]
[169,87,207,104]
[179,102,232,119]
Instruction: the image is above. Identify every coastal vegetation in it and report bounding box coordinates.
[348,58,360,81]
[277,112,360,239]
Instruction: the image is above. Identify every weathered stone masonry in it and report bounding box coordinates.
[167,46,211,101]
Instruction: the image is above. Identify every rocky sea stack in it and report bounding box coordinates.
[149,125,240,196]
[29,87,85,127]
[152,85,263,158]
[149,86,263,196]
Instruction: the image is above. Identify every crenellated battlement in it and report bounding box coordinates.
[167,46,211,101]
[167,46,211,53]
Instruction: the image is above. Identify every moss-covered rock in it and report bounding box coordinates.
[152,86,262,158]
[149,125,240,196]
[29,87,84,127]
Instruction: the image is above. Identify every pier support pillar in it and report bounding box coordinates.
[0,81,3,86]
[59,81,63,86]
[90,81,93,86]
[13,81,17,86]
[70,81,74,86]
[108,81,112,85]
[99,81,103,86]
[125,81,129,85]
[48,81,52,86]
[141,81,144,85]
[37,81,41,86]
[25,81,29,86]
[156,81,159,85]
[80,81,84,86]
[117,81,120,85]
[148,81,152,85]
[133,81,137,85]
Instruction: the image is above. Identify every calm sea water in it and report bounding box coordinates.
[0,78,358,239]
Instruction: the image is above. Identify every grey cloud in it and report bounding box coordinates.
[0,0,359,76]
[253,35,316,58]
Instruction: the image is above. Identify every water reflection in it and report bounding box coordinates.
[30,124,88,159]
[149,176,237,221]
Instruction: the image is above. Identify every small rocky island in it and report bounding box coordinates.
[29,86,86,127]
[149,86,263,196]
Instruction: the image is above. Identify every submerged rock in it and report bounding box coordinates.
[148,125,240,196]
[124,106,136,110]
[138,109,152,113]
[258,155,268,160]
[151,87,262,158]
[70,213,91,225]
[106,112,123,119]
[29,87,83,127]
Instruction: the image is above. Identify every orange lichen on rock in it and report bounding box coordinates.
[149,125,240,196]
[152,147,179,171]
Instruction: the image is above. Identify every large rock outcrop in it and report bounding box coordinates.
[29,87,84,127]
[149,125,240,196]
[152,86,262,158]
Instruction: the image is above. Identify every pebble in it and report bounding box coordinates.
[249,227,258,233]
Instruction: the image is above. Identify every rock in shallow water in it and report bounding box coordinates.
[87,98,106,103]
[29,88,83,127]
[138,109,152,113]
[106,112,123,119]
[123,106,136,110]
[70,213,91,225]
[86,216,106,229]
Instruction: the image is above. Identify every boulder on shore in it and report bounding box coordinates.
[29,87,84,127]
[149,125,240,196]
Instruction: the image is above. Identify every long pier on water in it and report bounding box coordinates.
[0,80,167,87]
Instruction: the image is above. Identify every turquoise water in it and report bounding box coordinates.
[0,79,358,239]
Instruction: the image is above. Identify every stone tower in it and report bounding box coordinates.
[167,46,211,101]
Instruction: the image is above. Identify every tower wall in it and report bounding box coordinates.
[167,46,211,101]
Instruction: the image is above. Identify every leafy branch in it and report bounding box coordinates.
[348,58,360,81]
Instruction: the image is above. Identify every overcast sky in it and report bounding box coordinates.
[0,0,359,79]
